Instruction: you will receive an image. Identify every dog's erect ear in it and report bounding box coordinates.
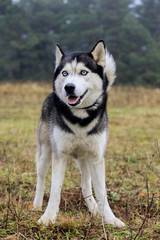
[55,44,65,68]
[90,40,106,67]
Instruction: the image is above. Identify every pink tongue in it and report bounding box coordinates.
[68,96,79,105]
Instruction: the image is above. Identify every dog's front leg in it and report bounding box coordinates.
[90,158,125,228]
[33,144,51,211]
[38,154,67,226]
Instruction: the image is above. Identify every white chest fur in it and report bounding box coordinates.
[52,125,107,160]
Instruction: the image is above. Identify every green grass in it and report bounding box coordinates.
[0,83,160,239]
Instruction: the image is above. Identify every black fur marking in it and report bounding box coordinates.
[77,53,104,80]
[87,93,108,135]
[41,93,54,122]
[41,93,73,134]
[41,91,108,135]
[48,47,109,134]
[54,93,98,127]
[54,92,108,134]
[53,52,108,91]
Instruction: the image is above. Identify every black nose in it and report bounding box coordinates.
[64,83,75,94]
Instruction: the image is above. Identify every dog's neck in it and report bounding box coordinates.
[74,92,106,110]
[53,92,107,135]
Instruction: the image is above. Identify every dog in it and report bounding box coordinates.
[33,40,125,227]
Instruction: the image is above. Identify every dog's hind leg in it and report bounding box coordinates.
[78,159,99,216]
[90,157,125,228]
[33,143,51,211]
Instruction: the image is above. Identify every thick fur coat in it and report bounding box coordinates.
[33,40,125,227]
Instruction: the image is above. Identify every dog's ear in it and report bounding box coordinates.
[55,44,65,68]
[90,40,106,67]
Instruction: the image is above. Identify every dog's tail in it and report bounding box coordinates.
[105,49,116,91]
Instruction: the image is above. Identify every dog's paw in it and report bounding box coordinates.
[32,206,42,211]
[89,204,99,216]
[38,213,56,226]
[33,198,43,211]
[32,203,42,211]
[104,216,125,228]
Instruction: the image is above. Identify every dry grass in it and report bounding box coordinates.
[0,83,160,239]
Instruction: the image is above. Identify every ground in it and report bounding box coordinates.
[0,83,160,239]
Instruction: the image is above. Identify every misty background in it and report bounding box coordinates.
[0,0,160,86]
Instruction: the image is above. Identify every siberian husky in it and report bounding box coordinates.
[33,40,125,227]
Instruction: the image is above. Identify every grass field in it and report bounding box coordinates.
[0,83,160,239]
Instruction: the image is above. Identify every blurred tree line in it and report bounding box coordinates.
[0,0,160,86]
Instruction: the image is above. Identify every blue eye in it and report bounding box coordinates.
[80,70,88,76]
[62,71,68,77]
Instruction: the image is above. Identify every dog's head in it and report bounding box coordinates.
[53,40,116,108]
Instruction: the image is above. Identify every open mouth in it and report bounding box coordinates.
[67,90,88,106]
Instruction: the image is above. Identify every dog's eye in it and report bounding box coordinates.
[62,71,68,77]
[80,70,88,76]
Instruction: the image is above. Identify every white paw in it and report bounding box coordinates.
[104,216,125,228]
[89,204,99,216]
[38,213,56,226]
[32,205,42,211]
[33,200,42,211]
